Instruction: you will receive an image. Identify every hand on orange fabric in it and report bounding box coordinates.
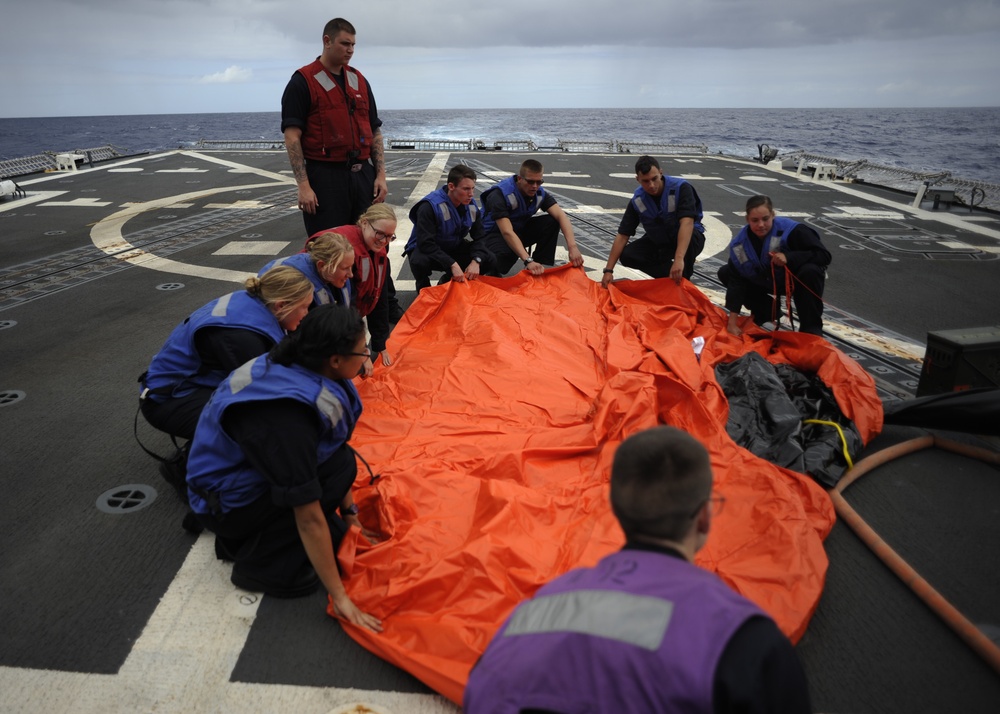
[331,592,383,633]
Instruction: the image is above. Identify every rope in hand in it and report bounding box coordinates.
[767,260,829,331]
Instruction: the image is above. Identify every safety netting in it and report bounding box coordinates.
[332,266,883,704]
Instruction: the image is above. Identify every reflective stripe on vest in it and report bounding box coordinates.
[227,359,345,427]
[312,68,360,94]
[503,589,674,651]
[229,359,254,394]
[211,293,233,317]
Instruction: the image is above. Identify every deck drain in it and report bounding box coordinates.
[157,282,185,291]
[0,390,27,406]
[96,484,158,514]
[45,230,66,235]
[157,214,177,220]
[241,233,262,239]
[0,320,16,330]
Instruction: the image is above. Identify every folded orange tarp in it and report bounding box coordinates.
[332,266,883,705]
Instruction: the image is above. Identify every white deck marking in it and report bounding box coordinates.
[480,170,589,179]
[0,535,459,713]
[155,168,209,173]
[824,206,906,220]
[0,191,66,211]
[39,198,112,207]
[119,202,192,209]
[562,205,626,214]
[213,241,290,256]
[90,179,291,283]
[202,200,275,209]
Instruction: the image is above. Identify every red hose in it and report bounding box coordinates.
[832,435,1000,675]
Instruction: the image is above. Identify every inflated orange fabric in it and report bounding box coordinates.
[329,266,883,705]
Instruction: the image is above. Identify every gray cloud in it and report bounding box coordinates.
[1,0,998,116]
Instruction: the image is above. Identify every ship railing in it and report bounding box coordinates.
[388,138,473,150]
[194,139,286,150]
[556,140,616,153]
[781,150,1000,213]
[0,154,57,179]
[469,139,539,152]
[78,145,128,162]
[0,144,128,179]
[616,141,709,154]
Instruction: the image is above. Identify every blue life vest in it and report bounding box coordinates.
[405,186,480,253]
[186,355,362,514]
[481,175,547,235]
[142,291,286,399]
[464,549,764,714]
[631,176,705,240]
[259,252,351,308]
[729,216,799,283]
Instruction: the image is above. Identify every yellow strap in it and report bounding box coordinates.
[803,419,855,470]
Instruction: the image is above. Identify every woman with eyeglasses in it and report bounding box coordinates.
[186,304,383,631]
[259,231,355,309]
[304,203,397,377]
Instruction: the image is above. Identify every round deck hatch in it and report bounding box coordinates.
[96,484,158,514]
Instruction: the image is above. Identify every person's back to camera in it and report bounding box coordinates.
[464,426,811,714]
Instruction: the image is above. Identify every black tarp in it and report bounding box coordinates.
[717,352,864,488]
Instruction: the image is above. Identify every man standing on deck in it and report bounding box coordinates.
[403,165,494,289]
[464,426,812,714]
[480,159,584,276]
[281,18,403,319]
[601,155,706,286]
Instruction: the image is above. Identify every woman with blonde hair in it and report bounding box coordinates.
[305,203,398,377]
[259,231,355,308]
[139,265,314,492]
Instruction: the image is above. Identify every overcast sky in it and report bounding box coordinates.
[2,0,999,118]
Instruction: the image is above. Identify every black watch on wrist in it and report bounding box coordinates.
[474,256,482,264]
[523,257,534,266]
[343,503,359,516]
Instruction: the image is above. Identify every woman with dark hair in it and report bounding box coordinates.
[719,195,831,337]
[185,304,382,631]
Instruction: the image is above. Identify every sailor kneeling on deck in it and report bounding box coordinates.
[464,426,811,714]
[602,154,706,286]
[185,305,383,631]
[138,267,314,496]
[404,164,495,289]
[480,159,584,276]
[719,195,832,337]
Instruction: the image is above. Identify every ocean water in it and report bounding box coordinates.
[1,108,998,184]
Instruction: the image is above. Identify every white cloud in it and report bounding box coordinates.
[199,66,253,84]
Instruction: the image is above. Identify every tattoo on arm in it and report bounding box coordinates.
[287,140,308,184]
[371,130,385,175]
